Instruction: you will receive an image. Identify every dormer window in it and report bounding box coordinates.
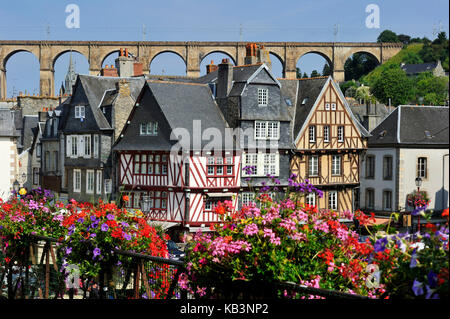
[325,103,330,110]
[258,88,268,106]
[331,103,336,110]
[301,98,308,105]
[75,105,85,119]
[140,122,158,136]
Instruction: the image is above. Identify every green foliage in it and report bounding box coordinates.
[377,30,400,43]
[370,65,414,106]
[322,64,332,76]
[414,72,449,105]
[310,70,320,77]
[344,53,379,81]
[402,51,423,65]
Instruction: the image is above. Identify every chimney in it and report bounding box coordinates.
[206,60,218,74]
[133,62,144,76]
[38,109,48,122]
[115,48,135,77]
[244,43,258,65]
[217,58,233,98]
[101,65,118,77]
[116,79,131,96]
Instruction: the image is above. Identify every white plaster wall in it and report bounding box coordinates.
[399,148,449,211]
[0,137,15,200]
[360,148,397,211]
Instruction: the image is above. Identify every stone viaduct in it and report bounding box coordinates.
[0,40,402,99]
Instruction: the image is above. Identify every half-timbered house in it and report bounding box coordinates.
[194,55,292,208]
[285,76,370,213]
[113,80,240,232]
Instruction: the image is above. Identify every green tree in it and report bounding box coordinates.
[322,64,332,76]
[296,67,302,79]
[370,65,414,106]
[340,80,358,97]
[302,72,308,78]
[415,72,449,105]
[310,70,320,77]
[402,51,423,64]
[344,53,379,81]
[377,30,400,43]
[398,34,411,45]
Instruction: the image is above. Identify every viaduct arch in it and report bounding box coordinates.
[0,40,402,99]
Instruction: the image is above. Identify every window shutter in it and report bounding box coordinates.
[275,153,280,176]
[66,136,72,157]
[305,156,309,178]
[318,155,322,178]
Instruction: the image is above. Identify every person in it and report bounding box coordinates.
[89,282,100,299]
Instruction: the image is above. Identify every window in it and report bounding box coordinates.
[140,122,158,136]
[331,155,341,176]
[33,168,39,185]
[308,155,319,176]
[243,153,258,176]
[96,170,102,194]
[104,179,112,194]
[254,121,279,140]
[206,157,234,177]
[383,190,392,210]
[365,155,375,179]
[331,103,336,110]
[133,192,141,208]
[306,192,316,207]
[323,126,330,143]
[267,122,279,139]
[309,125,316,143]
[36,144,41,157]
[263,154,277,176]
[242,193,255,206]
[94,135,99,158]
[84,135,91,157]
[383,156,393,180]
[366,189,375,210]
[417,157,427,178]
[75,106,85,119]
[53,151,58,172]
[71,136,78,157]
[337,126,344,142]
[45,151,51,171]
[258,88,268,106]
[255,121,266,139]
[134,153,168,176]
[325,103,330,110]
[86,170,95,194]
[328,191,338,210]
[73,169,81,193]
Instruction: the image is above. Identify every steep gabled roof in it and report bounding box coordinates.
[75,75,146,130]
[114,81,236,151]
[369,105,449,147]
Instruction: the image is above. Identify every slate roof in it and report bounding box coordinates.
[75,75,146,130]
[21,116,39,150]
[401,62,439,75]
[291,77,329,138]
[349,103,393,125]
[369,105,449,147]
[0,108,18,137]
[114,81,236,151]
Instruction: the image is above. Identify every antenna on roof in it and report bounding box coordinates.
[142,24,147,41]
[239,24,243,42]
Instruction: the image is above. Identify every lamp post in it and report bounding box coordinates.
[415,177,422,233]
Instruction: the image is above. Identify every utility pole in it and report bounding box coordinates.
[333,24,339,42]
[142,24,147,41]
[239,24,243,42]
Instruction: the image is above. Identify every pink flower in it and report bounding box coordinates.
[243,223,258,236]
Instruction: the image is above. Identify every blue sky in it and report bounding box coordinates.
[1,0,448,97]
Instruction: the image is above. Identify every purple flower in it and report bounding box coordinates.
[90,215,98,222]
[374,237,388,253]
[65,247,72,255]
[93,248,101,259]
[409,249,417,268]
[412,279,424,296]
[107,214,115,221]
[101,223,109,232]
[90,233,97,238]
[123,233,131,241]
[427,270,438,288]
[77,217,84,224]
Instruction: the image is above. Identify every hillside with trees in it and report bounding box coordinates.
[341,30,449,106]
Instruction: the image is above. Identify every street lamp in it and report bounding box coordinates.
[415,177,422,233]
[13,180,20,193]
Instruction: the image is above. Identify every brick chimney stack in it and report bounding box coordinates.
[217,58,233,98]
[206,60,219,74]
[244,43,272,70]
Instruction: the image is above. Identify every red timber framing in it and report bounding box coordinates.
[117,150,241,226]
